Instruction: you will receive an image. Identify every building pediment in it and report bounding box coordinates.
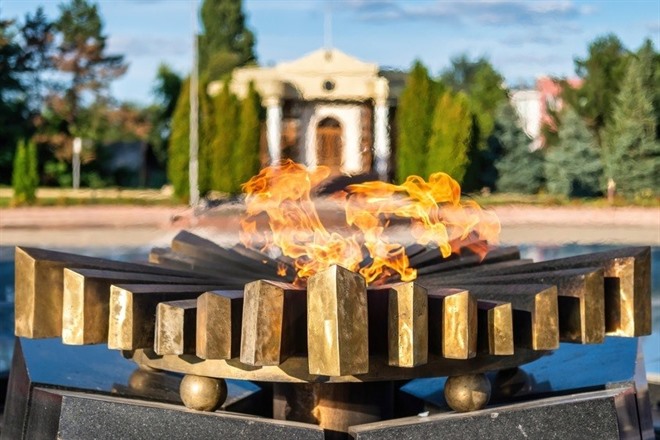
[276,49,378,76]
[210,48,389,104]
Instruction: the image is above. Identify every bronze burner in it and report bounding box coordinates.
[13,230,652,434]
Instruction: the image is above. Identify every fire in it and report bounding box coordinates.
[240,160,500,285]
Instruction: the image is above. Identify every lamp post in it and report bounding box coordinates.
[72,137,82,190]
[189,1,200,208]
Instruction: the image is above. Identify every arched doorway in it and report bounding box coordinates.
[316,117,343,172]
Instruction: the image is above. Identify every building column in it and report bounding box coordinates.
[373,78,391,181]
[373,100,390,181]
[265,96,282,165]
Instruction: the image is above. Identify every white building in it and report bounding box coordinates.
[209,48,401,180]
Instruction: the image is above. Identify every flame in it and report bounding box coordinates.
[240,160,500,285]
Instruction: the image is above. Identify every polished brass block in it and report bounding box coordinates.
[387,282,428,368]
[14,247,200,339]
[442,290,478,360]
[605,252,651,337]
[62,268,210,345]
[416,246,521,276]
[196,290,243,360]
[441,247,651,337]
[477,300,514,356]
[424,283,559,351]
[155,299,197,355]
[307,265,369,376]
[108,283,223,351]
[172,230,285,279]
[447,268,605,344]
[240,280,306,366]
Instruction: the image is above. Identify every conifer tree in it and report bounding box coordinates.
[426,91,473,183]
[494,103,544,194]
[167,78,191,201]
[12,139,38,204]
[396,60,436,181]
[198,88,215,195]
[232,81,262,193]
[545,108,603,197]
[211,82,239,193]
[603,49,660,197]
[199,0,256,81]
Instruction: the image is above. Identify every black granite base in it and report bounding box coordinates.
[27,387,323,440]
[350,387,639,440]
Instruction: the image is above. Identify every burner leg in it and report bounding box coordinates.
[179,374,227,411]
[444,373,491,412]
[492,367,532,399]
[273,382,394,436]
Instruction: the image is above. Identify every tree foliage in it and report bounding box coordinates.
[493,103,544,194]
[603,47,660,197]
[426,91,473,183]
[211,82,240,192]
[545,108,603,197]
[150,64,183,164]
[441,54,508,142]
[199,0,256,81]
[52,0,127,143]
[167,78,191,201]
[395,60,437,181]
[233,81,262,191]
[12,139,39,204]
[562,34,628,145]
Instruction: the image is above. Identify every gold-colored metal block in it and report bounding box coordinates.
[440,247,651,337]
[14,247,205,339]
[155,299,197,355]
[421,282,559,351]
[196,291,243,360]
[445,267,605,344]
[62,269,215,345]
[605,252,651,337]
[307,265,369,376]
[441,290,478,360]
[477,300,514,356]
[240,280,306,366]
[108,284,223,351]
[387,282,428,367]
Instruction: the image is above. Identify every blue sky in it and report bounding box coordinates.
[3,0,659,104]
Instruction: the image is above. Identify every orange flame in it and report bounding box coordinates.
[240,160,500,285]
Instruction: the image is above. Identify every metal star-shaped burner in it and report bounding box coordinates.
[13,230,651,433]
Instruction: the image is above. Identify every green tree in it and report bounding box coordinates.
[441,54,508,142]
[395,60,437,181]
[493,103,544,194]
[0,19,30,183]
[211,82,239,192]
[151,64,183,164]
[441,54,508,190]
[11,139,38,204]
[232,81,262,192]
[199,0,256,81]
[636,39,660,138]
[545,108,603,197]
[426,91,473,183]
[52,0,127,143]
[562,34,629,146]
[167,78,191,201]
[603,49,660,197]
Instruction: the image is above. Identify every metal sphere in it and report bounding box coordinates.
[444,374,491,412]
[180,374,227,412]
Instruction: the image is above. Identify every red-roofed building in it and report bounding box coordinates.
[511,76,583,150]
